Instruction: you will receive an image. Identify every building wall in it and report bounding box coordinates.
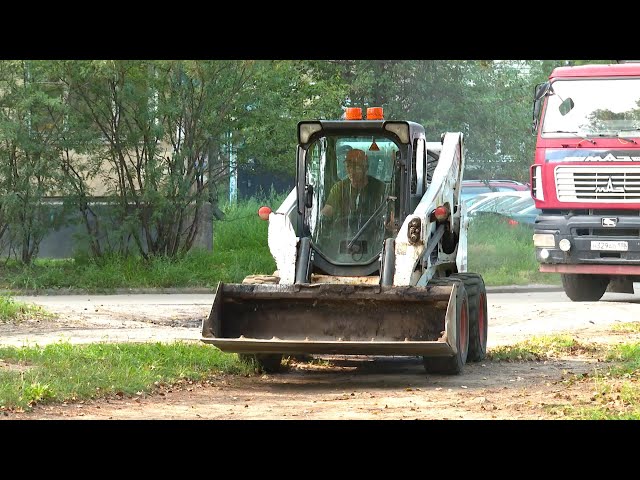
[237,164,294,200]
[1,201,214,259]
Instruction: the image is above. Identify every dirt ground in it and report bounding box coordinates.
[1,292,638,420]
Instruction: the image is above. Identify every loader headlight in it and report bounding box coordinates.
[384,122,410,144]
[298,122,322,144]
[408,217,421,244]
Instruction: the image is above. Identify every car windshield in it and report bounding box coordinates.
[461,186,493,201]
[468,193,528,213]
[515,204,539,215]
[503,196,534,214]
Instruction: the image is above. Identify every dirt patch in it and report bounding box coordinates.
[1,293,638,420]
[0,354,614,420]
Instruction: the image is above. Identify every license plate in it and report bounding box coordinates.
[590,241,628,251]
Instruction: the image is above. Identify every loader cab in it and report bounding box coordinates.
[296,108,426,279]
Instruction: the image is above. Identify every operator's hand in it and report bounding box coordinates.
[320,204,334,217]
[385,211,396,232]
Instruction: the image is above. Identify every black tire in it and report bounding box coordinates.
[561,273,609,302]
[238,353,284,373]
[450,273,488,362]
[423,280,469,375]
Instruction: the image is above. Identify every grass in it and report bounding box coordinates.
[0,341,253,412]
[0,197,559,293]
[467,216,560,286]
[487,331,640,419]
[488,335,601,362]
[0,196,279,293]
[0,294,51,323]
[557,340,640,419]
[2,332,639,417]
[2,195,615,416]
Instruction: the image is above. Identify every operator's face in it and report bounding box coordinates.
[345,160,368,188]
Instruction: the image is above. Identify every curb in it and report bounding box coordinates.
[5,285,564,296]
[486,284,563,294]
[2,287,216,296]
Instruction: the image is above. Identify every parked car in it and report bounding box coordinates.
[503,203,541,226]
[467,192,541,226]
[461,179,529,202]
[467,191,531,217]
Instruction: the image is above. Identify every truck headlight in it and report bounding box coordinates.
[533,234,555,248]
[558,239,571,252]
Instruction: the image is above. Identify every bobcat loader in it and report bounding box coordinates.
[201,107,488,374]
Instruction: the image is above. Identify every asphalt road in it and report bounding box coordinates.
[9,285,640,348]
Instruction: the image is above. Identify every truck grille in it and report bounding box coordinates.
[555,165,640,202]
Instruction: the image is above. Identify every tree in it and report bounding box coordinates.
[55,60,265,260]
[0,60,69,264]
[232,60,347,179]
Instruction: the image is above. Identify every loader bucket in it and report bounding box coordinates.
[201,282,462,357]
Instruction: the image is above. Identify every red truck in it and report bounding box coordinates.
[530,62,640,301]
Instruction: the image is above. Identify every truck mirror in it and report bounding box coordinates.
[559,97,574,116]
[532,82,551,133]
[532,99,542,133]
[534,82,550,101]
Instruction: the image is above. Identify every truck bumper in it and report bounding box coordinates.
[534,213,640,270]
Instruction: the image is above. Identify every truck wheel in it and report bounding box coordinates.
[423,281,469,375]
[238,353,284,373]
[561,274,609,302]
[450,273,487,362]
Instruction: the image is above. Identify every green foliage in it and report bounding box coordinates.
[488,335,598,362]
[0,341,253,411]
[607,342,640,373]
[612,322,640,334]
[232,60,346,178]
[467,216,560,286]
[0,60,618,265]
[488,335,598,361]
[486,332,640,420]
[0,294,49,322]
[0,194,288,291]
[211,194,287,281]
[0,196,558,291]
[555,340,640,420]
[0,60,72,264]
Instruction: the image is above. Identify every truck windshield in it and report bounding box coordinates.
[541,78,640,137]
[305,134,400,266]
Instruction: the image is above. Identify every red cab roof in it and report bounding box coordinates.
[551,63,640,79]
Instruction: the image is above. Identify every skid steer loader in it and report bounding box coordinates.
[201,107,488,374]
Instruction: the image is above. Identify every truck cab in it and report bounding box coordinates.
[531,62,640,300]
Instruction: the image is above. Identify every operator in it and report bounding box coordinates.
[320,148,387,220]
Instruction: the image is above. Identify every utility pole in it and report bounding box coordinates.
[228,131,237,204]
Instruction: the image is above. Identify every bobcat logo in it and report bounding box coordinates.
[601,217,618,227]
